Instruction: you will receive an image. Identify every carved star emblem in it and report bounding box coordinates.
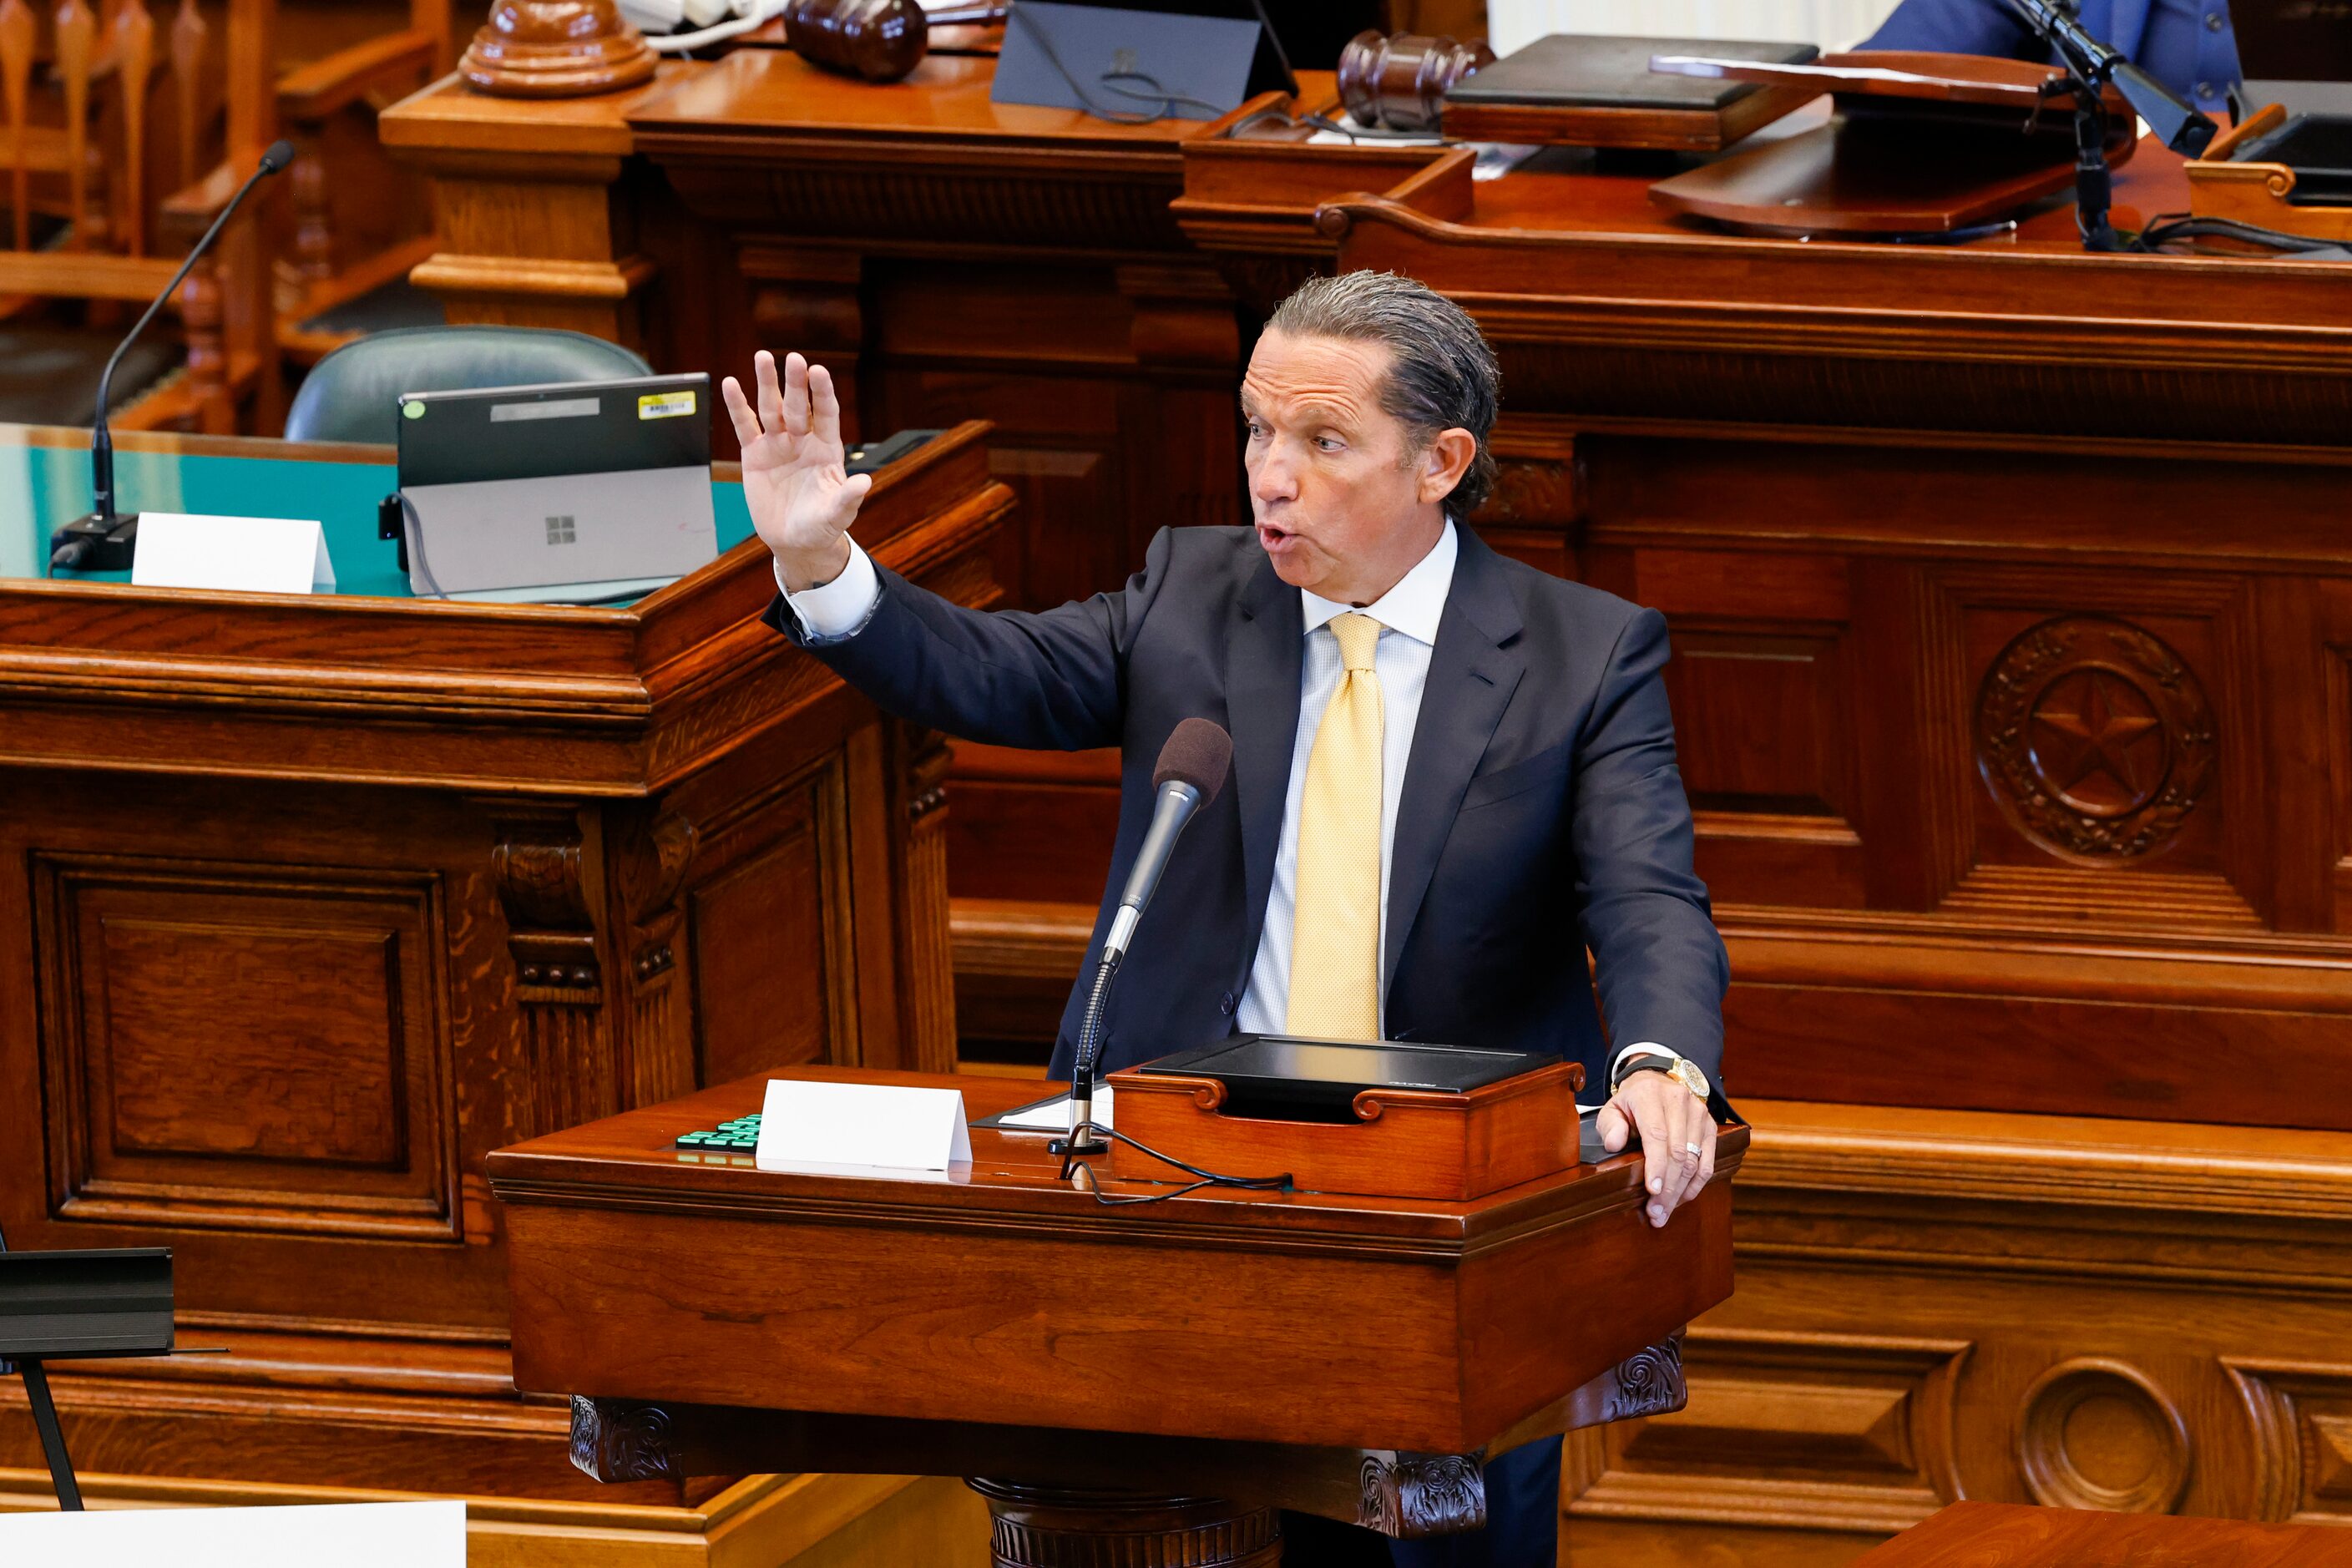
[2029,669,2166,815]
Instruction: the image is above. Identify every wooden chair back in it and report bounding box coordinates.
[0,0,276,430]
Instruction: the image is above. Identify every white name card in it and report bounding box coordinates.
[132,511,335,594]
[756,1077,972,1174]
[0,1500,463,1566]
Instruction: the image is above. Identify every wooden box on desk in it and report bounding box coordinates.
[1106,1059,1585,1200]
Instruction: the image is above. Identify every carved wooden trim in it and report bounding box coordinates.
[897,724,958,1073]
[968,1479,1280,1567]
[569,1395,681,1484]
[617,809,696,1107]
[1599,1331,1687,1424]
[490,805,615,1135]
[1356,1449,1485,1538]
[2225,1360,2308,1524]
[492,807,601,1002]
[2016,1357,2190,1514]
[1977,615,2217,864]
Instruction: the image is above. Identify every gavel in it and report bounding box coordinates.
[783,0,1005,83]
[1336,29,1495,134]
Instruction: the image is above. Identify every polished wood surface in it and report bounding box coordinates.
[0,423,1008,1560]
[1106,1059,1585,1200]
[493,1065,1743,1454]
[495,1063,1738,1558]
[1852,1500,2352,1565]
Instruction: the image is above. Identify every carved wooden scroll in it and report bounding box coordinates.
[569,1395,682,1484]
[490,806,615,1136]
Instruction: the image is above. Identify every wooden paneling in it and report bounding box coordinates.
[1561,1100,2352,1561]
[34,854,454,1240]
[688,763,846,1085]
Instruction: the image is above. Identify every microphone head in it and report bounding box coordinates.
[1152,717,1233,807]
[259,139,296,175]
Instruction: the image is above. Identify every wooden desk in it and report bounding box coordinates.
[0,423,1009,1561]
[1854,1500,2352,1565]
[491,1065,1744,1559]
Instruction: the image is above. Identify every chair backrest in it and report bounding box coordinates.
[284,325,658,446]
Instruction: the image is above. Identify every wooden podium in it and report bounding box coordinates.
[490,1065,1746,1562]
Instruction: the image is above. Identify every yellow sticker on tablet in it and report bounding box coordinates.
[639,390,696,420]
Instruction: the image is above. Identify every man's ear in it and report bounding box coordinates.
[1418,428,1478,506]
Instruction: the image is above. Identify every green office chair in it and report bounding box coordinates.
[284,326,655,447]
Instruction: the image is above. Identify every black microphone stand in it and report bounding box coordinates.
[0,1229,181,1512]
[1052,951,1120,1169]
[2005,0,2216,252]
[49,139,293,574]
[0,1223,82,1511]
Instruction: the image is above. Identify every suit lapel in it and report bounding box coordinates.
[1383,528,1525,997]
[1228,554,1303,971]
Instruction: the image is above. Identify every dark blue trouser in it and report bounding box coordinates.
[1278,1435,1562,1567]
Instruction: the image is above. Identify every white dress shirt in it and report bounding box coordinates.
[777,529,1682,1092]
[1238,521,1455,1036]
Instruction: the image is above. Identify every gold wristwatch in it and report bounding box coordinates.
[1613,1050,1708,1102]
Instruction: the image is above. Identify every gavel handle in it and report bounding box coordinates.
[925,3,1005,23]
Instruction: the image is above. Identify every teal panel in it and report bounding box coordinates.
[0,438,755,601]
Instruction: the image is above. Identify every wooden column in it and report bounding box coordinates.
[380,77,662,344]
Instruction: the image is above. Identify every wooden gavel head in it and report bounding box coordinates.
[782,0,930,83]
[1337,30,1496,134]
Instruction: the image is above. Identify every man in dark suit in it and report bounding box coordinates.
[726,271,1728,1567]
[1863,0,2241,117]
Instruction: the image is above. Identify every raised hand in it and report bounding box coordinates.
[721,349,873,590]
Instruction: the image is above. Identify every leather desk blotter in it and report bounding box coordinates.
[1440,34,1822,152]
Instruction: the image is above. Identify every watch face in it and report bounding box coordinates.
[1672,1060,1708,1098]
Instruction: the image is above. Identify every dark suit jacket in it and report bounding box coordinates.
[766,524,1729,1098]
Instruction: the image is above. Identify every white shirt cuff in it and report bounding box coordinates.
[774,537,880,642]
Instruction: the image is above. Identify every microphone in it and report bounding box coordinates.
[1055,717,1233,1164]
[50,139,296,575]
[1103,716,1234,962]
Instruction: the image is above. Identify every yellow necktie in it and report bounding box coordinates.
[1287,612,1384,1039]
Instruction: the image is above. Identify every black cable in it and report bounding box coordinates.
[2135,212,2352,256]
[1075,1125,1293,1206]
[1006,3,1235,125]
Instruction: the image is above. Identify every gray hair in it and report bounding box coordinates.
[1265,270,1500,522]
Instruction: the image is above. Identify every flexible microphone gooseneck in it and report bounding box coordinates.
[1054,717,1233,1164]
[49,138,296,574]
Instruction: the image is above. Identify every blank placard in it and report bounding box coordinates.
[0,1500,464,1566]
[756,1077,971,1172]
